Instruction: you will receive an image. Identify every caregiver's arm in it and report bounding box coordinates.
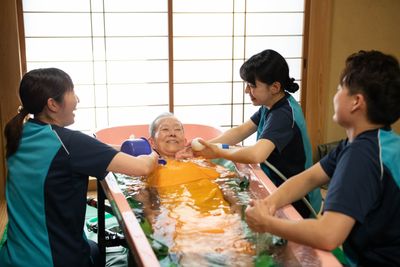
[246,204,355,251]
[195,137,275,164]
[107,151,159,177]
[263,163,330,212]
[209,120,257,145]
[245,163,353,251]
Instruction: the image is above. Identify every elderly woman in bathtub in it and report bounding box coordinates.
[131,112,255,266]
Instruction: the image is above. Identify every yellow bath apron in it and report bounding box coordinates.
[146,159,255,265]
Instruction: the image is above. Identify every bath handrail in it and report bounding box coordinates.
[263,160,318,218]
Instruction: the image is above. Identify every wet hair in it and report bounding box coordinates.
[239,49,299,93]
[4,68,74,157]
[340,50,400,126]
[149,112,184,138]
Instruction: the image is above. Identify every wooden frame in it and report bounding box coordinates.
[301,0,333,155]
[0,0,25,198]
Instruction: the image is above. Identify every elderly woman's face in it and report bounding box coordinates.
[150,117,187,158]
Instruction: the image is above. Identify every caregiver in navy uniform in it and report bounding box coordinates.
[0,68,158,267]
[193,49,321,217]
[246,50,400,266]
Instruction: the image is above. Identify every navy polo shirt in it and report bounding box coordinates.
[0,119,118,267]
[320,128,400,266]
[251,94,321,214]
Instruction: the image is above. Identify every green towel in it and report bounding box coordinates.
[332,247,349,265]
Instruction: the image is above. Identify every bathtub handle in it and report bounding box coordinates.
[263,160,318,218]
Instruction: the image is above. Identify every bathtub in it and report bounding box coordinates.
[95,124,341,267]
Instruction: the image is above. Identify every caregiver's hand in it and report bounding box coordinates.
[192,139,221,159]
[245,198,277,232]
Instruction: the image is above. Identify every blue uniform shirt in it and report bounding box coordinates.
[251,93,322,215]
[320,128,400,266]
[0,119,118,267]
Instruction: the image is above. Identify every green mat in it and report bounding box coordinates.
[85,205,129,267]
[0,206,126,267]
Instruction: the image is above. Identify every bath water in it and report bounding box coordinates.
[114,158,301,267]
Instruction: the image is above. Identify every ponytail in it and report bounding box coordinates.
[5,68,74,158]
[240,49,299,94]
[5,107,29,158]
[285,77,299,93]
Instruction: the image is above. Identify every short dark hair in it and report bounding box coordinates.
[239,49,299,93]
[340,50,400,126]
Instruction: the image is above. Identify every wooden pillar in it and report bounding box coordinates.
[0,0,23,200]
[301,0,333,159]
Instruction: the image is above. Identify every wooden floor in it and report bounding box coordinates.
[87,190,97,199]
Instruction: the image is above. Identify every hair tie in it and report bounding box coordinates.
[18,106,29,116]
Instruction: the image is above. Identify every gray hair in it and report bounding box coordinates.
[149,112,184,137]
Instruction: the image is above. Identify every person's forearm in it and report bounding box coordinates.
[136,153,158,175]
[265,216,341,251]
[215,139,275,164]
[108,152,157,177]
[210,121,256,145]
[267,164,328,209]
[216,146,264,164]
[209,128,244,145]
[268,175,315,209]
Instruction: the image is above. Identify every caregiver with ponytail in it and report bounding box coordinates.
[0,68,158,267]
[193,49,322,218]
